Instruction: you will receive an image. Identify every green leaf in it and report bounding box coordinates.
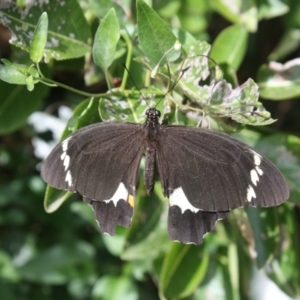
[172,54,272,126]
[102,229,129,257]
[0,62,40,86]
[25,75,34,91]
[44,186,73,213]
[210,24,248,71]
[136,0,180,66]
[122,188,169,261]
[88,0,126,23]
[17,242,95,284]
[176,0,209,34]
[257,59,300,99]
[159,243,209,298]
[0,0,91,62]
[0,80,48,134]
[0,62,40,81]
[194,262,228,299]
[209,79,275,126]
[246,207,281,268]
[267,204,300,298]
[92,275,138,300]
[257,0,289,19]
[0,250,20,282]
[0,65,28,85]
[30,12,48,63]
[92,8,120,69]
[210,0,257,32]
[70,202,99,230]
[171,42,211,107]
[62,98,102,137]
[99,97,137,122]
[172,28,197,46]
[99,87,165,123]
[268,29,300,61]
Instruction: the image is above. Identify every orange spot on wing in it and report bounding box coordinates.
[128,194,135,208]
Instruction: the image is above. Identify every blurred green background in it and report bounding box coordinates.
[1,0,300,299]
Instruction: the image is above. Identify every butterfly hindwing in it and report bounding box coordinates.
[42,122,145,234]
[168,206,229,244]
[83,196,133,235]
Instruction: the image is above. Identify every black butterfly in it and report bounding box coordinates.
[42,108,289,244]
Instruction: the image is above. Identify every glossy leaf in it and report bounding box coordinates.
[92,275,138,300]
[268,29,300,61]
[122,185,169,261]
[136,0,180,66]
[89,0,125,23]
[0,80,48,134]
[172,41,211,107]
[159,243,209,298]
[44,186,73,213]
[209,79,275,126]
[0,65,28,85]
[17,242,95,284]
[0,0,91,62]
[30,12,48,63]
[70,202,99,230]
[246,207,281,268]
[257,59,300,99]
[99,87,165,123]
[210,0,257,31]
[210,24,248,71]
[257,0,289,19]
[92,8,120,69]
[25,75,34,91]
[194,262,228,299]
[267,204,300,298]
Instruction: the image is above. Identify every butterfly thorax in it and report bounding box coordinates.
[145,108,161,125]
[144,108,161,141]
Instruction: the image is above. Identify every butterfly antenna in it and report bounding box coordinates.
[122,63,149,106]
[155,63,190,108]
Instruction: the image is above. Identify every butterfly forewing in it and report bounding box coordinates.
[42,122,145,234]
[156,126,289,212]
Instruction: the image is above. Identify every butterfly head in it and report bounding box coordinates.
[145,108,161,125]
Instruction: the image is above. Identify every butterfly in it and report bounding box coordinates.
[42,107,289,244]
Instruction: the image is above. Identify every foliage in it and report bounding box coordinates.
[0,0,300,299]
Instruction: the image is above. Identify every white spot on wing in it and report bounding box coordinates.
[170,187,200,213]
[247,185,256,202]
[249,149,262,166]
[256,166,263,176]
[104,182,128,207]
[245,149,264,202]
[62,136,71,151]
[60,151,66,160]
[61,136,73,186]
[65,170,73,186]
[63,154,70,171]
[250,169,259,186]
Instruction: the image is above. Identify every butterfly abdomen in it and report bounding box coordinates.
[145,147,156,195]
